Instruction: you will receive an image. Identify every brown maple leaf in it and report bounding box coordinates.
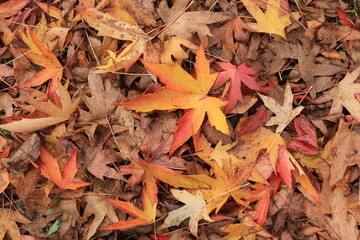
[0,209,31,240]
[157,0,230,47]
[259,84,304,133]
[313,65,360,121]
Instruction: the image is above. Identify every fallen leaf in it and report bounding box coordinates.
[161,189,212,237]
[0,83,80,132]
[79,71,120,123]
[259,84,304,133]
[288,115,318,155]
[76,8,150,72]
[35,1,63,20]
[19,27,63,95]
[313,65,360,121]
[157,0,230,46]
[0,209,31,240]
[87,149,123,180]
[277,146,295,191]
[83,195,119,240]
[221,220,271,240]
[210,16,253,57]
[39,146,91,190]
[297,44,344,98]
[215,62,261,113]
[160,37,198,65]
[117,45,229,154]
[0,146,10,193]
[329,120,360,186]
[241,0,293,39]
[0,0,30,18]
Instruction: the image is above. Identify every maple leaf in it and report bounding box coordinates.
[39,146,91,190]
[0,146,10,194]
[100,168,158,230]
[0,0,30,18]
[239,127,286,170]
[0,209,31,240]
[241,0,292,39]
[0,83,80,132]
[210,16,253,55]
[259,84,304,133]
[288,115,318,155]
[83,195,119,240]
[329,120,360,186]
[160,37,198,64]
[157,0,230,47]
[277,146,295,191]
[313,65,360,121]
[76,8,150,73]
[221,220,271,240]
[215,62,261,113]
[117,45,229,154]
[161,189,212,237]
[101,157,208,230]
[19,27,63,95]
[78,71,120,123]
[297,44,345,98]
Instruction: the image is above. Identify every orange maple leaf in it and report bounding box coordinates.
[116,45,229,154]
[39,146,91,190]
[101,157,209,230]
[19,27,63,95]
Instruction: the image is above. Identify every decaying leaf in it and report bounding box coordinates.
[79,71,120,123]
[83,195,119,240]
[259,84,304,133]
[157,0,230,46]
[0,209,31,240]
[313,65,360,121]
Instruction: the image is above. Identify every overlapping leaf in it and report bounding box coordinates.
[117,45,229,154]
[19,28,63,95]
[39,146,91,190]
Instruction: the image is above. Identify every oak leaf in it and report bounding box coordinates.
[313,65,360,121]
[117,45,229,154]
[0,209,31,240]
[161,189,212,237]
[157,0,230,47]
[0,83,80,132]
[241,0,293,39]
[19,28,63,95]
[259,84,304,133]
[39,146,91,190]
[215,62,261,113]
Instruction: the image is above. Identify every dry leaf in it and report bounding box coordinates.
[161,189,212,237]
[259,84,304,133]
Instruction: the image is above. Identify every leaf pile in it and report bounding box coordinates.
[1,0,360,239]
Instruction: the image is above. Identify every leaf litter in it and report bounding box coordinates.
[1,0,360,239]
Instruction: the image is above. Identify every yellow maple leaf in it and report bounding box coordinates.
[241,0,295,39]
